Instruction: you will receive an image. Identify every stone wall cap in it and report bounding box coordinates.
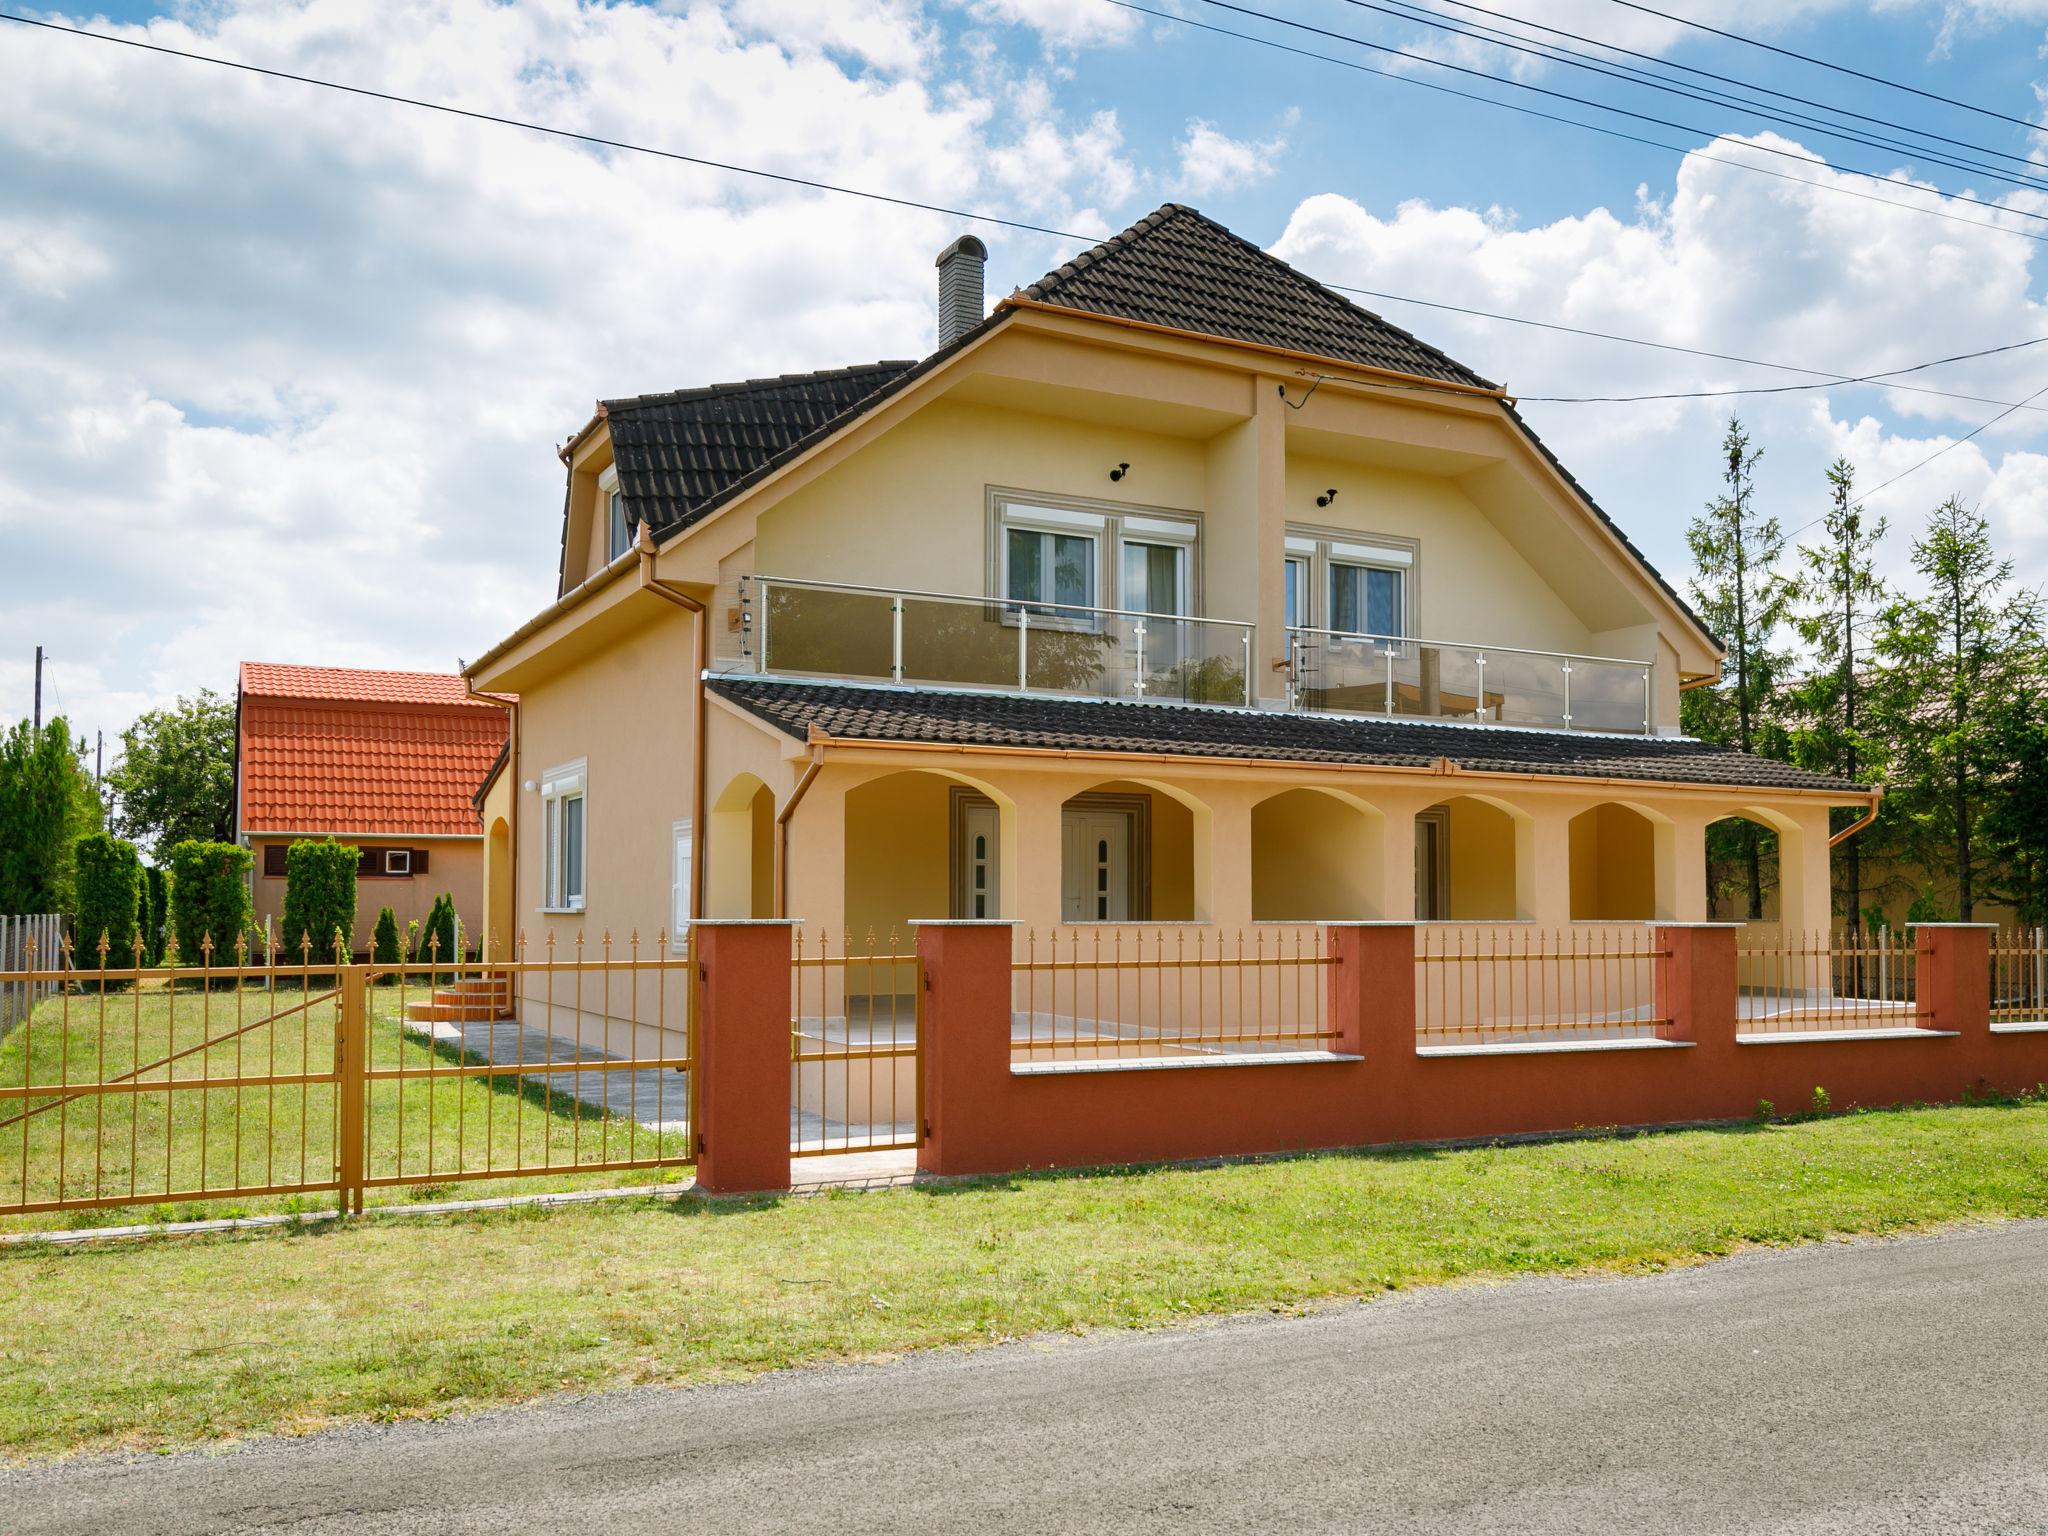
[910,918,1023,927]
[691,918,801,927]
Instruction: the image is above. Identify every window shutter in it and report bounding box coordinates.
[357,848,379,877]
[412,848,430,875]
[264,844,287,877]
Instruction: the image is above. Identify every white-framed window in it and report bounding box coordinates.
[1287,531,1415,638]
[599,466,631,562]
[541,761,587,913]
[384,849,412,876]
[670,818,693,951]
[995,496,1200,624]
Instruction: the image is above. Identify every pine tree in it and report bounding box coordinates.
[371,906,402,966]
[1683,417,1792,918]
[1784,458,1890,928]
[1872,496,2043,921]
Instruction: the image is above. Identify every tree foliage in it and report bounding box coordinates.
[0,718,100,916]
[107,690,236,860]
[371,906,402,966]
[166,839,253,965]
[416,892,459,973]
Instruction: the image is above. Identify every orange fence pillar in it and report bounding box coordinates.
[1654,923,1739,1046]
[692,919,795,1195]
[1326,923,1415,1058]
[916,921,1016,1177]
[1913,923,1995,1038]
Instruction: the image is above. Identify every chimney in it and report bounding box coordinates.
[935,234,988,347]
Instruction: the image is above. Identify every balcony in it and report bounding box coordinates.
[721,575,1655,735]
[731,575,1255,706]
[1288,627,1653,735]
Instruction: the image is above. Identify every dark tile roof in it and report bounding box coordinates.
[602,362,916,538]
[707,677,1863,795]
[1020,204,1495,390]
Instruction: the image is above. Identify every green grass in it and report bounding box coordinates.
[0,984,690,1230]
[1,1099,2045,1461]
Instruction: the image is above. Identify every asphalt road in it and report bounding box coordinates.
[10,1222,2048,1534]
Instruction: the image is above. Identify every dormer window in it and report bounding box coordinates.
[599,466,631,562]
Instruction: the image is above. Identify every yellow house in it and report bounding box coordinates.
[465,207,1873,954]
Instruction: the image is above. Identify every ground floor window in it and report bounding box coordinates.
[541,762,586,912]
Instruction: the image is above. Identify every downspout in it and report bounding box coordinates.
[636,523,709,936]
[775,746,825,919]
[1829,788,1884,849]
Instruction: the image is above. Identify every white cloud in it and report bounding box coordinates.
[1174,114,1291,197]
[1269,130,2048,606]
[0,0,1149,738]
[947,0,1142,49]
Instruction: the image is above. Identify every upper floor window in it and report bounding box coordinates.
[600,467,631,562]
[995,495,1198,623]
[1287,531,1414,638]
[541,761,586,913]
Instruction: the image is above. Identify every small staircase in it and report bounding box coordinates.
[403,974,514,1026]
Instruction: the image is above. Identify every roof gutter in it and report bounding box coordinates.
[774,746,825,920]
[998,295,1510,400]
[1828,789,1884,849]
[637,524,709,935]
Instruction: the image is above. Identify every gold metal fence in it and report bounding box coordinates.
[1012,926,1334,1060]
[0,930,693,1221]
[790,928,920,1157]
[1414,925,1667,1046]
[1734,927,1920,1035]
[1991,927,2048,1027]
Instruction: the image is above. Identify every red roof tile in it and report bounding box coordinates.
[238,665,510,837]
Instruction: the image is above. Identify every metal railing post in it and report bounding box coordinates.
[338,964,368,1215]
[1244,628,1254,706]
[890,596,904,684]
[1561,660,1573,729]
[1016,607,1029,691]
[1642,664,1653,734]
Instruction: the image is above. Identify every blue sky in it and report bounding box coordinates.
[8,0,2048,737]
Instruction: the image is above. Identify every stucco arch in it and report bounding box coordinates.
[844,767,1019,940]
[1568,801,1672,920]
[1251,786,1386,920]
[707,772,775,919]
[1419,793,1534,921]
[1059,777,1210,921]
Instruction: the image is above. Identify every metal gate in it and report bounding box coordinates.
[790,928,922,1157]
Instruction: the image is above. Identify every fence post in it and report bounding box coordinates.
[916,920,1016,1177]
[1324,922,1415,1058]
[1911,923,1994,1038]
[692,919,795,1195]
[338,963,368,1215]
[1653,923,1739,1045]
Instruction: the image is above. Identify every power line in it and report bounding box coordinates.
[1192,0,2048,233]
[1370,0,2048,193]
[1516,334,2048,405]
[1428,0,2048,176]
[6,6,2047,425]
[1604,0,2048,139]
[1109,0,2048,249]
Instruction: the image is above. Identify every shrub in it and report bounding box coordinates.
[280,838,358,963]
[371,906,402,966]
[1810,1085,1833,1114]
[141,864,168,965]
[165,839,253,965]
[72,832,142,967]
[415,891,458,972]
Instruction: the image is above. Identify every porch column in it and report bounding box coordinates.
[783,767,846,936]
[1669,813,1709,922]
[1522,809,1572,926]
[1207,785,1254,931]
[1376,808,1417,921]
[1777,804,1835,937]
[1011,780,1065,930]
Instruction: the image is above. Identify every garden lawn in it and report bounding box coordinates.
[2,1099,2046,1460]
[0,984,689,1231]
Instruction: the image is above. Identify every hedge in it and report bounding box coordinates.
[141,865,168,965]
[280,838,358,962]
[416,891,459,971]
[371,906,401,966]
[166,840,253,965]
[72,832,142,967]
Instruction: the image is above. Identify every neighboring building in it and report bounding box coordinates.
[465,205,1874,950]
[234,663,511,953]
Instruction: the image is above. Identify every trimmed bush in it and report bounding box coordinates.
[166,840,253,965]
[141,865,168,965]
[73,832,142,968]
[280,838,358,963]
[371,906,401,966]
[416,891,459,972]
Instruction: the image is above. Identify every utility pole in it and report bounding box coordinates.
[32,645,42,731]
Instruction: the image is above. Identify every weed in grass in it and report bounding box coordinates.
[1811,1086,1833,1114]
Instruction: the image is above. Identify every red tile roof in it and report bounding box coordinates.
[238,663,510,837]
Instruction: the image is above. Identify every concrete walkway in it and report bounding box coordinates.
[9,1222,2045,1532]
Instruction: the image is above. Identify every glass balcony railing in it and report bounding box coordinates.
[1288,627,1653,734]
[735,575,1255,706]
